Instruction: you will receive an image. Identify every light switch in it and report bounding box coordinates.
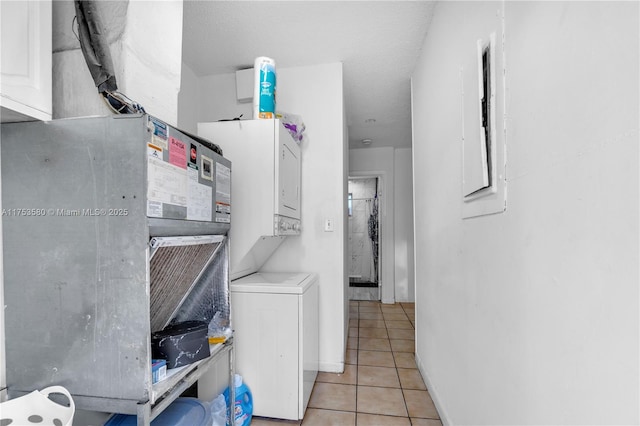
[324,218,334,232]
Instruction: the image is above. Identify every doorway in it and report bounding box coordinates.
[348,177,380,301]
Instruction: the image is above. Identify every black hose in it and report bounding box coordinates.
[74,0,117,93]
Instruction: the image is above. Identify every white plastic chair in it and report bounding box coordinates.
[0,386,75,426]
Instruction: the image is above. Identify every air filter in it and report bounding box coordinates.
[149,236,225,333]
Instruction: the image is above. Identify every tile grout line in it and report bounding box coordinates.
[354,301,360,418]
[335,301,437,425]
[387,302,413,421]
[306,301,422,425]
[354,301,424,424]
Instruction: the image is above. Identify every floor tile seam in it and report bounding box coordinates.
[400,388,441,421]
[407,414,442,420]
[315,378,358,386]
[357,363,396,368]
[313,381,357,389]
[384,319,414,324]
[354,349,360,415]
[398,384,429,391]
[385,319,407,384]
[356,382,401,390]
[306,406,357,415]
[357,363,397,370]
[399,382,413,423]
[358,365,400,380]
[355,412,412,421]
[358,329,389,335]
[353,384,410,418]
[395,368,422,380]
[387,337,413,343]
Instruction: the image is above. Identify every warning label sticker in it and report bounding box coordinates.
[148,117,168,150]
[169,137,186,169]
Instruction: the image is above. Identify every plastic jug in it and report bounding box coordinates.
[223,374,253,426]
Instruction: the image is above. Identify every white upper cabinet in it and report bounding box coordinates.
[1,0,52,122]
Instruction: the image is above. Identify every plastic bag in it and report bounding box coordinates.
[276,111,306,144]
[209,393,227,426]
[208,311,232,344]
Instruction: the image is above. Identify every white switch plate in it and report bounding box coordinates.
[324,218,334,232]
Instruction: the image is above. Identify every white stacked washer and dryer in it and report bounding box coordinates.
[197,119,319,421]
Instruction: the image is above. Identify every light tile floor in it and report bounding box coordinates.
[251,301,442,426]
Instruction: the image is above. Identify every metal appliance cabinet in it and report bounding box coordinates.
[1,115,234,425]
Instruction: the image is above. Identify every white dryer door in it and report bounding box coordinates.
[276,123,301,220]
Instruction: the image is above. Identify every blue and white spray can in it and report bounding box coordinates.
[253,56,276,119]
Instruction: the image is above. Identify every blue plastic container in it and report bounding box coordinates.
[104,398,211,426]
[223,375,253,426]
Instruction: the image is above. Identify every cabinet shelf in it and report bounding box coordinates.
[151,341,231,405]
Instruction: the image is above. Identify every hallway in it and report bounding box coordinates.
[252,301,441,425]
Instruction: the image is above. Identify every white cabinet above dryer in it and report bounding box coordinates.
[0,0,52,123]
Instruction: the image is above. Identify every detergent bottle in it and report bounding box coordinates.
[223,374,253,426]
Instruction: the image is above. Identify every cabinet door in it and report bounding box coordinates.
[0,0,52,122]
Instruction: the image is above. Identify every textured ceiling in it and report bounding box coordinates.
[182,1,435,150]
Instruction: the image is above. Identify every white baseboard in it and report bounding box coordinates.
[319,361,345,374]
[415,351,451,426]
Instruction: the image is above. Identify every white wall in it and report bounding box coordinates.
[120,1,183,126]
[349,147,415,303]
[198,73,252,126]
[260,63,347,373]
[177,62,199,133]
[393,148,414,302]
[52,0,183,125]
[411,1,639,424]
[186,63,348,373]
